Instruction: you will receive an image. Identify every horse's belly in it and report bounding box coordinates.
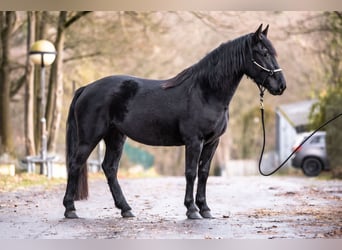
[129,134,184,147]
[116,119,184,146]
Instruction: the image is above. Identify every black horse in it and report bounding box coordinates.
[63,24,286,219]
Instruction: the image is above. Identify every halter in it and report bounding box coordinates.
[251,57,283,102]
[248,34,283,94]
[252,59,282,76]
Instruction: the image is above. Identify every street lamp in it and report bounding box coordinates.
[29,40,56,176]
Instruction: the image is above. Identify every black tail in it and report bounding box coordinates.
[66,86,88,200]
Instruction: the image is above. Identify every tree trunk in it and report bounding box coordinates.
[47,11,91,153]
[33,11,48,153]
[46,12,66,153]
[35,11,48,40]
[24,11,36,156]
[0,12,16,155]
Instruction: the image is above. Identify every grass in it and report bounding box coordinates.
[1,167,339,194]
[0,167,159,193]
[0,173,66,192]
[316,171,336,180]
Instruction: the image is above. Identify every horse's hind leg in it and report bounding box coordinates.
[63,143,97,218]
[102,130,134,218]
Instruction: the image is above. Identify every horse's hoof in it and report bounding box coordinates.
[186,210,202,219]
[200,210,214,219]
[64,210,79,219]
[121,210,135,218]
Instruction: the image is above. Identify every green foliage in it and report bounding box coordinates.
[309,11,342,178]
[0,173,65,192]
[311,88,342,178]
[311,87,342,178]
[123,142,154,169]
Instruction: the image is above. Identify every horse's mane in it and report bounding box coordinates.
[162,34,252,90]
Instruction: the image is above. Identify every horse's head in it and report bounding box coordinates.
[246,24,286,95]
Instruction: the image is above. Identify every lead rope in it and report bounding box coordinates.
[258,91,342,176]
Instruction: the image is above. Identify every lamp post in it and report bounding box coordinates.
[29,40,56,174]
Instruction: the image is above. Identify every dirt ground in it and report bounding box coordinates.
[0,176,341,239]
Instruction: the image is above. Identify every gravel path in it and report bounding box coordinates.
[0,176,341,239]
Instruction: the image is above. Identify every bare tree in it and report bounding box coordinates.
[45,11,91,153]
[32,11,49,154]
[0,12,16,155]
[24,11,36,156]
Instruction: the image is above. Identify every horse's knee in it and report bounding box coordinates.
[197,170,209,182]
[185,169,196,181]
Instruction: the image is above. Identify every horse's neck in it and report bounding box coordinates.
[199,73,244,107]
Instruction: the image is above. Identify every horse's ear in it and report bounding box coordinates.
[262,24,269,37]
[253,24,263,42]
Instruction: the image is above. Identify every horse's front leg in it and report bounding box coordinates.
[196,139,219,219]
[184,139,203,219]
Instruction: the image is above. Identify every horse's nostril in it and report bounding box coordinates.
[279,84,286,94]
[280,83,286,91]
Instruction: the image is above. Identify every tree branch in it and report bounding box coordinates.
[63,51,103,63]
[333,11,342,19]
[190,11,234,32]
[65,11,92,29]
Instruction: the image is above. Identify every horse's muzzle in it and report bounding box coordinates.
[278,84,286,95]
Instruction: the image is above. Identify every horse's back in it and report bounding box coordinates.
[73,75,187,146]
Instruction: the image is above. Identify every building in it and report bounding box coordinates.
[275,99,317,166]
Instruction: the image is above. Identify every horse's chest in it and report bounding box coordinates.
[197,108,228,140]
